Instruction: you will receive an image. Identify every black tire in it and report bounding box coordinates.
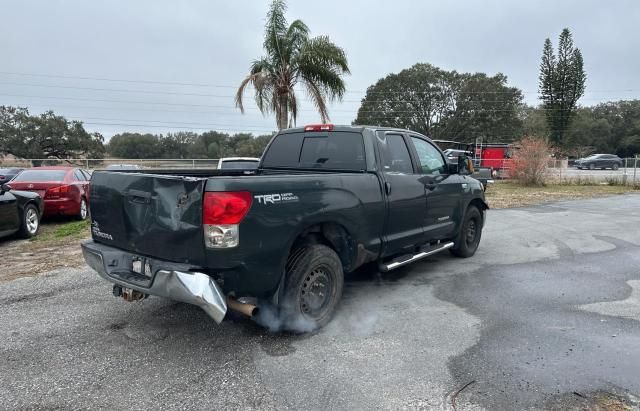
[279,244,344,332]
[612,163,619,170]
[589,163,595,170]
[450,206,483,258]
[77,198,88,220]
[18,204,40,238]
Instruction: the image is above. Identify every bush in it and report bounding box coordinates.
[509,136,551,186]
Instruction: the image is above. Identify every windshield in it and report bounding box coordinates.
[220,160,259,170]
[12,170,67,182]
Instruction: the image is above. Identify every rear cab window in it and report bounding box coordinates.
[262,131,366,170]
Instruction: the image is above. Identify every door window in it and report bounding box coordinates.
[410,137,447,175]
[377,134,413,174]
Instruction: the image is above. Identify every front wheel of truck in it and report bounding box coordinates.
[280,244,344,332]
[450,205,483,258]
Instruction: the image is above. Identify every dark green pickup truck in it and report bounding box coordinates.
[82,125,488,330]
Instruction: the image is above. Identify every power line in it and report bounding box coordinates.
[1,70,638,95]
[82,123,275,133]
[0,81,635,103]
[2,94,628,114]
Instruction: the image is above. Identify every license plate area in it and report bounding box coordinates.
[132,256,152,278]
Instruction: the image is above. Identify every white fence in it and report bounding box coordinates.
[493,157,640,185]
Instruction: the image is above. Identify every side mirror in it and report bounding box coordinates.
[457,156,475,175]
[1,183,11,194]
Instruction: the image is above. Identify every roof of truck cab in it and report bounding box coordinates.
[279,125,430,136]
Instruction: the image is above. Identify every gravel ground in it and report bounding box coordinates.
[1,195,640,410]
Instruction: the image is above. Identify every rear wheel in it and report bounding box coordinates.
[589,163,595,170]
[77,198,88,220]
[450,205,483,258]
[19,204,40,238]
[280,244,344,332]
[612,163,619,170]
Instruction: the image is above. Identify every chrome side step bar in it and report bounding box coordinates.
[380,241,454,272]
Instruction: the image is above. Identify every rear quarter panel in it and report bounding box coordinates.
[205,172,385,297]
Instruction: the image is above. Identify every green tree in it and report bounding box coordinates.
[107,133,162,159]
[160,131,197,158]
[0,106,105,161]
[235,0,350,130]
[538,28,587,146]
[440,72,524,142]
[354,63,523,142]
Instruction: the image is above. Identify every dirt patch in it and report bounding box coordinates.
[486,182,639,209]
[0,219,90,282]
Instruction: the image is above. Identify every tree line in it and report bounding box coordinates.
[107,131,273,159]
[0,106,105,161]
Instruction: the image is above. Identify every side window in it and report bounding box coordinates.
[410,137,447,175]
[81,170,92,180]
[73,170,85,181]
[377,134,413,174]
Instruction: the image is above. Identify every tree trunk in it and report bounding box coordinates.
[277,93,288,130]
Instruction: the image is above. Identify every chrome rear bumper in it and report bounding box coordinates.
[81,240,227,323]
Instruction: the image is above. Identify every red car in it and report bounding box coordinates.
[8,167,91,219]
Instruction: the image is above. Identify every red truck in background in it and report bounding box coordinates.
[435,140,513,178]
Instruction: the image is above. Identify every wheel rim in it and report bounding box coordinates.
[80,200,87,219]
[465,218,479,247]
[300,266,333,319]
[26,208,38,234]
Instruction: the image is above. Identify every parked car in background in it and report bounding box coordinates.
[217,157,260,170]
[0,168,24,184]
[7,167,91,220]
[575,154,623,170]
[0,184,43,239]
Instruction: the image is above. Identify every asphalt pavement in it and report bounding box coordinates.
[1,195,640,410]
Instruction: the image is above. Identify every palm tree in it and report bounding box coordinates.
[235,0,350,130]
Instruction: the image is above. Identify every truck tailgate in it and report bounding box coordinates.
[89,171,207,264]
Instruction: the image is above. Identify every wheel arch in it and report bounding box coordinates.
[287,221,362,273]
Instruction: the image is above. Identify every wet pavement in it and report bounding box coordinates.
[1,194,639,410]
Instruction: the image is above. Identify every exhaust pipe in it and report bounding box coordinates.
[226,297,259,317]
[113,285,147,302]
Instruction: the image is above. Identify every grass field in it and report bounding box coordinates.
[486,181,640,209]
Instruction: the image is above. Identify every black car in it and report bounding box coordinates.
[0,184,43,239]
[0,168,23,184]
[575,154,623,170]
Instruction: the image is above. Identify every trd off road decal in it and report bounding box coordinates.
[254,192,299,205]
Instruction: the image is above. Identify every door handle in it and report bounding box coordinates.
[384,182,391,195]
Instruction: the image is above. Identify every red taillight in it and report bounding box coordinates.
[304,124,334,132]
[45,185,71,198]
[203,191,252,225]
